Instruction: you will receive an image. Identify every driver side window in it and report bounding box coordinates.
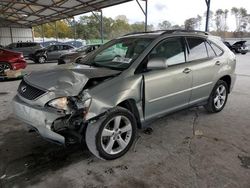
[149,37,186,67]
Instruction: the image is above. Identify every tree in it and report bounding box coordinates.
[184,15,202,30]
[196,15,202,30]
[158,20,171,30]
[203,10,214,30]
[184,18,196,30]
[231,7,248,31]
[33,20,72,38]
[215,9,224,31]
[171,24,184,29]
[115,15,129,23]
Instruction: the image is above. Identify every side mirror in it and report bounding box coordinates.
[147,57,167,70]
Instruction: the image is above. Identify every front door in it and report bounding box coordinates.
[143,37,192,120]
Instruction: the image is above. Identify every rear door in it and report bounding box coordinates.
[143,37,193,120]
[185,37,224,104]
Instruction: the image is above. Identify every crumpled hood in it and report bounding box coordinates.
[24,64,120,96]
[233,40,247,45]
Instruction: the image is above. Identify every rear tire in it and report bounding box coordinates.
[204,80,228,113]
[85,107,137,160]
[36,56,46,64]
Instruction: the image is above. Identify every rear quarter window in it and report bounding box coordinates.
[210,42,223,56]
[205,42,216,58]
[186,37,208,61]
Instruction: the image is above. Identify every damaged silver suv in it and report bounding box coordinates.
[13,30,236,160]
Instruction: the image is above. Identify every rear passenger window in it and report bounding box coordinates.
[210,43,223,56]
[186,38,208,61]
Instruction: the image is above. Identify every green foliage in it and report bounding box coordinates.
[158,20,171,30]
[33,15,148,40]
[33,20,72,38]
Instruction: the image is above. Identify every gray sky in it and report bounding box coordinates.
[77,0,250,31]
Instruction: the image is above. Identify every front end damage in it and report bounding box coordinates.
[13,89,109,146]
[12,64,121,145]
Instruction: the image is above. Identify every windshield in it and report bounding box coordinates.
[78,38,153,70]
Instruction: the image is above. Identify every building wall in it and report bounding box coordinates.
[0,27,33,46]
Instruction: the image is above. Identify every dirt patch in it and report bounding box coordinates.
[238,155,250,169]
[143,127,153,135]
[0,92,9,96]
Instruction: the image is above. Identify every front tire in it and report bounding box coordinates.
[85,107,137,160]
[204,80,228,113]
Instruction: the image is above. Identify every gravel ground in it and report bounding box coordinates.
[0,55,250,188]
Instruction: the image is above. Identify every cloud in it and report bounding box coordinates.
[154,3,168,11]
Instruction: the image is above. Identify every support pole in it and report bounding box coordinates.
[136,0,148,31]
[10,27,13,43]
[73,17,76,43]
[92,10,104,43]
[41,24,45,46]
[145,0,148,32]
[55,21,58,42]
[205,0,211,32]
[100,10,103,43]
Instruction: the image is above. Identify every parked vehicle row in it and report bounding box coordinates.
[3,41,102,64]
[12,30,236,160]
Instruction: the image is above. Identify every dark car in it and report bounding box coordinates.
[0,48,27,79]
[58,44,101,65]
[231,41,248,54]
[5,42,43,57]
[223,40,248,54]
[30,44,75,63]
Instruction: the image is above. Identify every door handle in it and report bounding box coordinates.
[215,61,221,66]
[183,68,191,74]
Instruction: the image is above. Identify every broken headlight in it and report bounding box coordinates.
[48,97,69,111]
[76,90,92,116]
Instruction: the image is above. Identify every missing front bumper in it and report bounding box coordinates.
[12,96,66,144]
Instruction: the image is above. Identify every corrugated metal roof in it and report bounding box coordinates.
[0,0,133,27]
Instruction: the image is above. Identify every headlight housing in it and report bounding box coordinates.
[48,97,69,111]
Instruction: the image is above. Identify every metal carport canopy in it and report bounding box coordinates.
[0,0,133,27]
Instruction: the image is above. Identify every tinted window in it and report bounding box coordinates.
[149,37,185,66]
[48,45,58,51]
[16,43,23,48]
[210,43,223,56]
[186,38,208,61]
[205,42,216,57]
[8,43,17,48]
[62,45,70,50]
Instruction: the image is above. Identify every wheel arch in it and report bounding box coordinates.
[219,75,231,93]
[117,99,142,129]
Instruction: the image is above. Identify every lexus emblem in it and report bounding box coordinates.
[21,86,27,93]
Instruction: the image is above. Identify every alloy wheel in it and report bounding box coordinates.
[38,56,46,63]
[214,85,227,109]
[101,115,132,155]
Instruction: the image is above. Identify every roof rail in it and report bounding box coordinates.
[160,29,209,35]
[123,30,165,36]
[123,30,209,36]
